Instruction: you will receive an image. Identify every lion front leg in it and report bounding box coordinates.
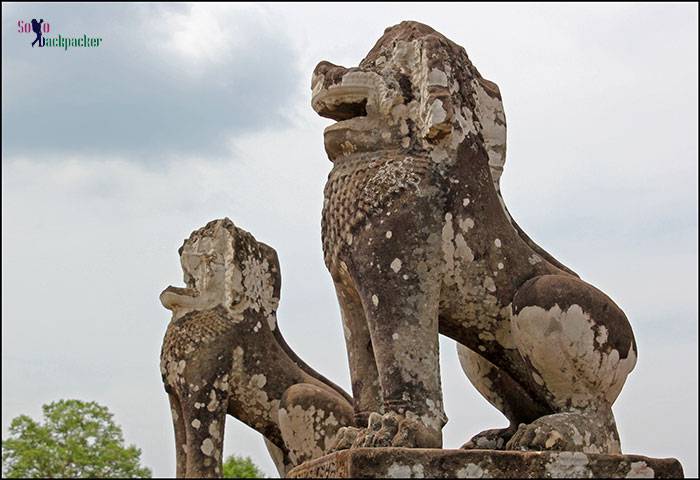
[327,273,384,452]
[333,274,383,427]
[357,261,445,448]
[167,393,187,477]
[180,385,228,477]
[345,202,447,449]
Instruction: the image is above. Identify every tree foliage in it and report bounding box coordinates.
[1,399,151,478]
[222,454,265,478]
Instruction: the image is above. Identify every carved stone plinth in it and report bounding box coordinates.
[287,448,684,478]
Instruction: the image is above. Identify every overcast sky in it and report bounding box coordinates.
[2,2,698,477]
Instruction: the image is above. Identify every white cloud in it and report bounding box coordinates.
[1,3,302,159]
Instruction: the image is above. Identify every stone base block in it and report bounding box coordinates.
[287,448,684,478]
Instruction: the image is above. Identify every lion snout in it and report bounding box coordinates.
[160,285,197,311]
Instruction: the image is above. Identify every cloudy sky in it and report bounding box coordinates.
[2,2,698,477]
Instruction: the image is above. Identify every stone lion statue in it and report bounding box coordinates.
[312,21,637,453]
[160,218,353,477]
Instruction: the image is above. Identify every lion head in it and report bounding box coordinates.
[311,21,507,190]
[160,218,280,329]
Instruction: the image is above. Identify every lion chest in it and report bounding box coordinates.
[321,154,432,269]
[160,308,234,388]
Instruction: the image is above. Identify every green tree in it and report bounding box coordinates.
[222,454,265,478]
[2,399,151,478]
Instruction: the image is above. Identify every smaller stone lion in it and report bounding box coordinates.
[160,218,353,477]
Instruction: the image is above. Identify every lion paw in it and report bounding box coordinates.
[330,412,441,450]
[461,426,516,450]
[506,420,567,451]
[329,426,363,451]
[505,412,620,454]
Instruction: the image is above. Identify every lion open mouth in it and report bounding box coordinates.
[312,86,369,130]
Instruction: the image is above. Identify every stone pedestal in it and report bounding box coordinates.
[287,448,684,478]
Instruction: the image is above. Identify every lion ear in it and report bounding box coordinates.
[258,242,282,302]
[416,35,457,142]
[472,77,507,189]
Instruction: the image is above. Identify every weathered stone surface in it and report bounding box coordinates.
[287,448,684,478]
[312,20,637,454]
[160,218,354,477]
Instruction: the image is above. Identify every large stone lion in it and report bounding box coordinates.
[312,21,637,453]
